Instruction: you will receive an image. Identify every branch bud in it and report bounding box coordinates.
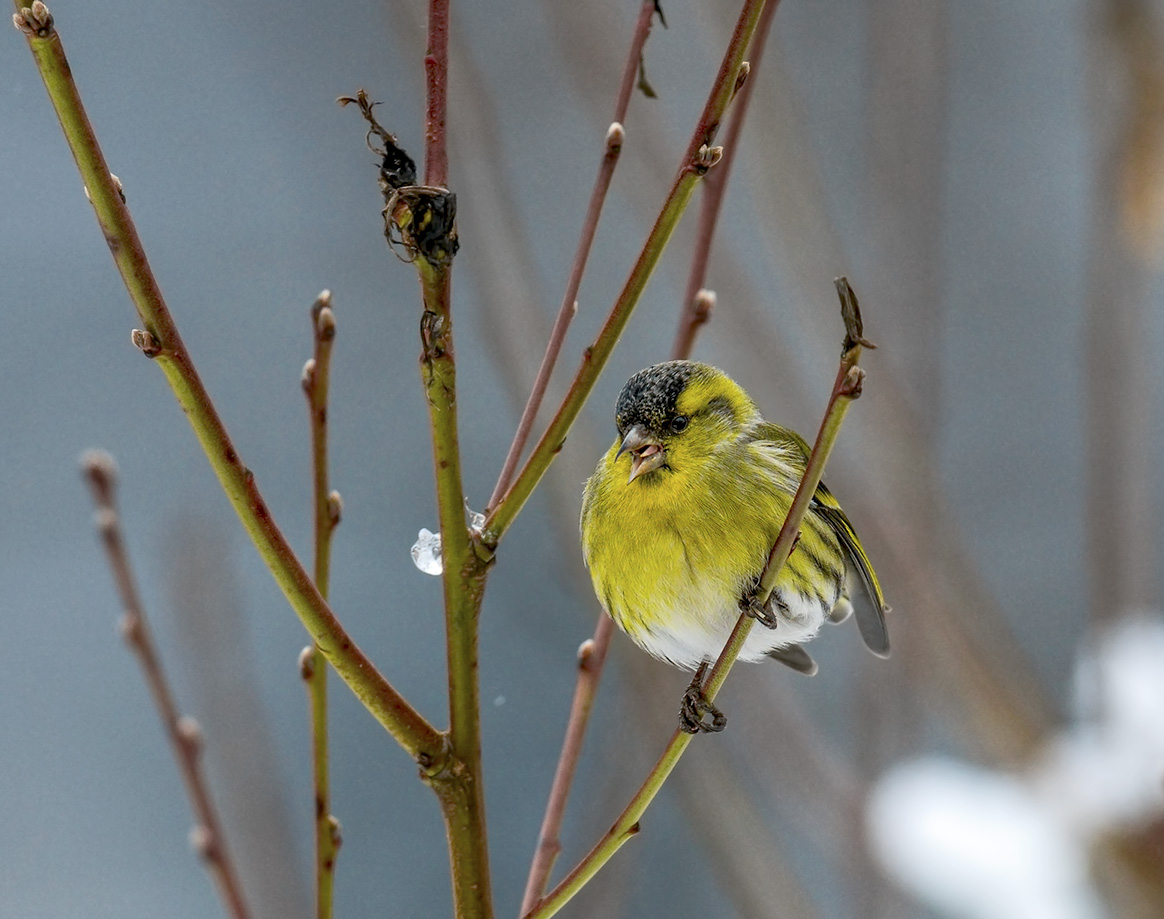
[327,490,344,527]
[130,329,162,358]
[606,122,625,154]
[13,1,53,37]
[298,645,316,681]
[177,715,204,757]
[118,611,143,646]
[733,61,751,98]
[80,449,118,505]
[693,288,716,323]
[310,289,332,321]
[693,144,723,174]
[316,305,336,342]
[188,824,214,860]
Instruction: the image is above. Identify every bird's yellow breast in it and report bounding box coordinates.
[582,441,787,654]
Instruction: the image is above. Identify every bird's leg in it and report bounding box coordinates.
[679,661,727,734]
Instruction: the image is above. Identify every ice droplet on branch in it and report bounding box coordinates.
[411,528,443,575]
[410,503,486,576]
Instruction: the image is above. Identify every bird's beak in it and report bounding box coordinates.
[616,424,665,483]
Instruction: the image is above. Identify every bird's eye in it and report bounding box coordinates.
[669,415,689,433]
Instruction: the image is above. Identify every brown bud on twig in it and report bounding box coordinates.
[177,716,204,758]
[131,329,162,358]
[327,490,343,528]
[298,645,316,681]
[693,144,723,175]
[840,366,866,399]
[118,611,143,646]
[834,277,876,353]
[80,449,118,502]
[733,61,751,98]
[310,289,332,321]
[188,824,214,861]
[693,288,716,324]
[13,1,53,37]
[301,358,316,393]
[328,815,343,851]
[316,305,336,342]
[606,122,625,154]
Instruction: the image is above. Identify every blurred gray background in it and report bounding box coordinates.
[4,0,1163,916]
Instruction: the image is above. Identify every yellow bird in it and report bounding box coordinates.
[580,361,889,729]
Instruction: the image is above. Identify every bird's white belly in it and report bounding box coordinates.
[630,576,830,671]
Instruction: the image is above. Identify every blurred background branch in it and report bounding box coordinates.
[81,451,253,919]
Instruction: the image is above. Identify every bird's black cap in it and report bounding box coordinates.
[614,361,698,435]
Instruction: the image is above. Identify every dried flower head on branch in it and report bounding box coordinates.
[339,89,459,268]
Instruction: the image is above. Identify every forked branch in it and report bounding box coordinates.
[14,0,444,766]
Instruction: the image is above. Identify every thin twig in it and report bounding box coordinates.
[485,0,768,546]
[516,3,770,907]
[80,450,251,919]
[519,615,614,914]
[13,0,445,766]
[300,291,342,919]
[424,0,450,187]
[672,0,781,358]
[489,0,660,510]
[522,278,869,919]
[515,4,664,904]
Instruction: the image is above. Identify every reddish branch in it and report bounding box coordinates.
[81,451,251,919]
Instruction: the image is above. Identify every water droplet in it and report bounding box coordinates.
[410,528,443,575]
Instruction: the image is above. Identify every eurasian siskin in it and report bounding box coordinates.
[581,360,890,693]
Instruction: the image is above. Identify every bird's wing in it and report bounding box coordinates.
[750,422,891,657]
[811,483,891,658]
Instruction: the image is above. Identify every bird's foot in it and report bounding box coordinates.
[739,589,783,630]
[679,663,727,734]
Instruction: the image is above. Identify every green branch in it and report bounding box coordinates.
[414,262,493,919]
[483,153,708,543]
[523,278,870,919]
[484,0,769,544]
[412,0,492,910]
[15,0,446,768]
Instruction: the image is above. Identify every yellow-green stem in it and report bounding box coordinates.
[484,166,702,541]
[525,323,865,919]
[17,9,445,767]
[485,0,769,544]
[416,263,494,919]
